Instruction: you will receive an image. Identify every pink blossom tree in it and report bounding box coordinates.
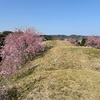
[85,36,100,49]
[0,28,44,77]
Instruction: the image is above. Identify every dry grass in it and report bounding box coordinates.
[1,40,100,100]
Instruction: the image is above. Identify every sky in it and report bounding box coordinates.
[0,0,100,36]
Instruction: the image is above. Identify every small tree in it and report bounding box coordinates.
[2,31,13,36]
[0,28,44,77]
[0,31,13,49]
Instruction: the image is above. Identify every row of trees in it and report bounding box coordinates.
[65,38,87,46]
[0,28,44,77]
[66,36,100,49]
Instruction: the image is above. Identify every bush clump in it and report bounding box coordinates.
[0,28,44,77]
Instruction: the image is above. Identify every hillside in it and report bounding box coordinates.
[1,40,100,100]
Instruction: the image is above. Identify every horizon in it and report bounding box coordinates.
[0,0,100,36]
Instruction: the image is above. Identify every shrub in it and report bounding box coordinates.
[0,86,18,100]
[85,36,100,48]
[0,85,8,100]
[0,28,44,77]
[78,38,87,46]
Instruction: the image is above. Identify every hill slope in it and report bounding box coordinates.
[2,40,100,100]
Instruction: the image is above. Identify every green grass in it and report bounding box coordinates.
[0,40,100,100]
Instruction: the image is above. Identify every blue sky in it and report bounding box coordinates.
[0,0,100,35]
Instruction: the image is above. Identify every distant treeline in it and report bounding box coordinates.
[42,34,86,40]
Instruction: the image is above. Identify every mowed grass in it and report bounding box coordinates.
[1,40,100,100]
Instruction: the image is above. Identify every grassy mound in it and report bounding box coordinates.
[0,40,100,100]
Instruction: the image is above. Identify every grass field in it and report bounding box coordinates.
[0,40,100,100]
